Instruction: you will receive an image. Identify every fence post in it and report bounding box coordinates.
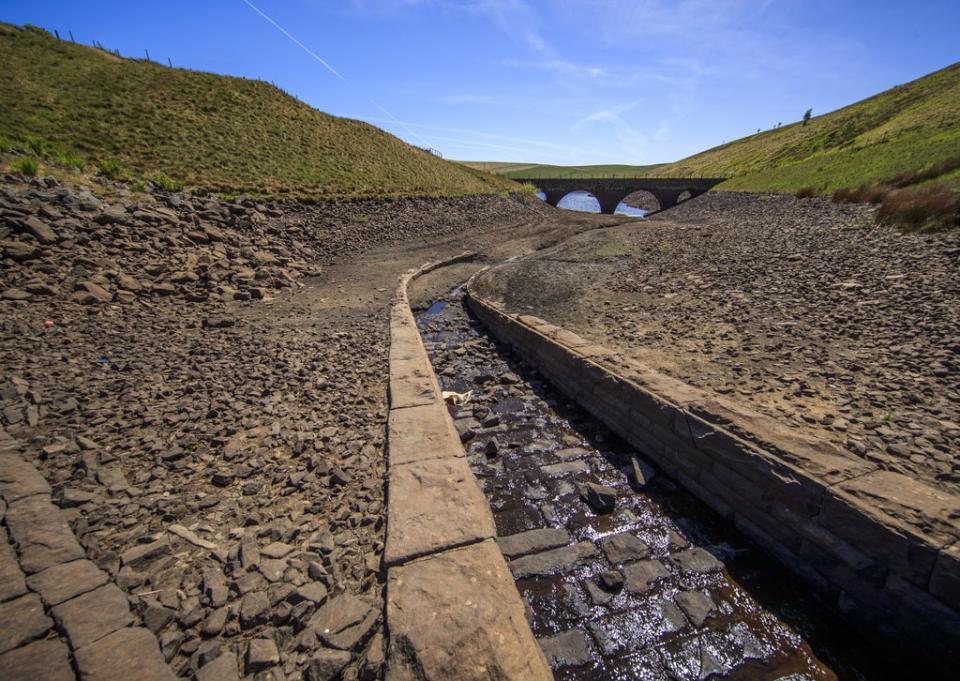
[168,57,172,67]
[145,48,151,61]
[54,29,60,40]
[69,30,75,42]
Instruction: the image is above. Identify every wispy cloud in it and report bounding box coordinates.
[438,94,494,104]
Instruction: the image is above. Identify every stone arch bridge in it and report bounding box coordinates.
[523,177,726,214]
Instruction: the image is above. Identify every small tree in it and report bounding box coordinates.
[803,108,812,126]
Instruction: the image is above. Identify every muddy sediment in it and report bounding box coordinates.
[417,287,904,680]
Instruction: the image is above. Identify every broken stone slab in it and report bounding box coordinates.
[0,452,51,502]
[308,593,378,651]
[386,539,552,680]
[0,592,52,654]
[601,532,651,564]
[246,638,280,674]
[384,456,495,566]
[669,548,724,575]
[304,649,352,681]
[623,559,671,594]
[578,482,617,513]
[496,528,570,559]
[541,460,591,477]
[508,541,597,579]
[168,524,219,551]
[52,583,134,649]
[0,637,75,681]
[195,650,239,681]
[388,400,464,466]
[630,456,656,487]
[676,590,717,627]
[5,494,84,573]
[121,537,171,569]
[26,558,109,606]
[538,629,593,668]
[74,626,177,681]
[389,357,440,410]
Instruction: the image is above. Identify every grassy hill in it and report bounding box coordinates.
[458,161,667,179]
[0,23,513,198]
[656,62,960,193]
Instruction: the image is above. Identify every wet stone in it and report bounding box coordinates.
[538,629,593,668]
[623,559,671,594]
[540,460,590,477]
[676,589,717,627]
[508,541,597,579]
[601,532,651,564]
[671,547,724,575]
[578,482,617,513]
[496,528,570,559]
[587,600,687,656]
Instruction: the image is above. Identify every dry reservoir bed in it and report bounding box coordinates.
[472,192,960,495]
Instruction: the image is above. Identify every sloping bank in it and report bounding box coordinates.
[383,255,552,680]
[465,264,960,669]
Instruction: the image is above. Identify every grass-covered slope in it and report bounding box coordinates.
[458,161,667,179]
[0,23,512,198]
[657,62,960,193]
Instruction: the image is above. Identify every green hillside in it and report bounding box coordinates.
[458,161,667,179]
[657,62,960,193]
[0,23,512,198]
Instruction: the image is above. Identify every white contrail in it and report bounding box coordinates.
[240,0,432,148]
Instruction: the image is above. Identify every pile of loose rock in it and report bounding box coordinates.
[0,173,548,680]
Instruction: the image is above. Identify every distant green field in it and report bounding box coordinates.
[0,23,513,198]
[466,62,960,196]
[655,61,960,193]
[457,161,667,179]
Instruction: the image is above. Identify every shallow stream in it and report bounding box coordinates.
[416,286,897,681]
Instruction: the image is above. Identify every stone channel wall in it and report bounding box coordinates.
[383,256,553,680]
[0,434,176,681]
[465,276,960,668]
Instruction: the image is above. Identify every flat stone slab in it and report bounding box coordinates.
[195,651,239,681]
[0,637,75,681]
[27,559,109,606]
[386,540,552,680]
[52,583,133,649]
[385,457,495,565]
[74,626,176,681]
[388,400,464,466]
[390,357,440,410]
[0,592,52,653]
[5,495,84,573]
[540,460,591,477]
[669,547,723,575]
[0,452,50,502]
[308,593,378,651]
[538,629,593,668]
[601,532,651,564]
[0,531,28,602]
[497,528,570,559]
[508,541,597,579]
[623,559,671,594]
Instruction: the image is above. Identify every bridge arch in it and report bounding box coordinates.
[525,177,724,215]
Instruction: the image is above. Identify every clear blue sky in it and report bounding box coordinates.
[6,1,959,165]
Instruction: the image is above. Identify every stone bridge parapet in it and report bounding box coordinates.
[523,177,725,213]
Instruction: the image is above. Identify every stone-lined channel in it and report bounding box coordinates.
[416,287,890,681]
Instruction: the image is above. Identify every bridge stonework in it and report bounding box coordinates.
[526,177,725,214]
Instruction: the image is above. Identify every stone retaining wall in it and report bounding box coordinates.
[0,436,175,681]
[466,274,960,668]
[384,256,553,680]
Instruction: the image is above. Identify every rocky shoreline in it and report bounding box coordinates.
[0,174,556,680]
[475,192,960,494]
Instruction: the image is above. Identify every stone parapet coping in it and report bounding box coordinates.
[0,441,176,681]
[384,255,553,680]
[465,270,960,667]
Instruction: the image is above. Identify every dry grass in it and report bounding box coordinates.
[875,185,960,232]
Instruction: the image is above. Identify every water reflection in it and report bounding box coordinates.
[535,190,646,217]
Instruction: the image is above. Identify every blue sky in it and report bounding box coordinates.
[6,1,959,164]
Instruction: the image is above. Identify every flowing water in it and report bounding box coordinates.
[416,286,898,681]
